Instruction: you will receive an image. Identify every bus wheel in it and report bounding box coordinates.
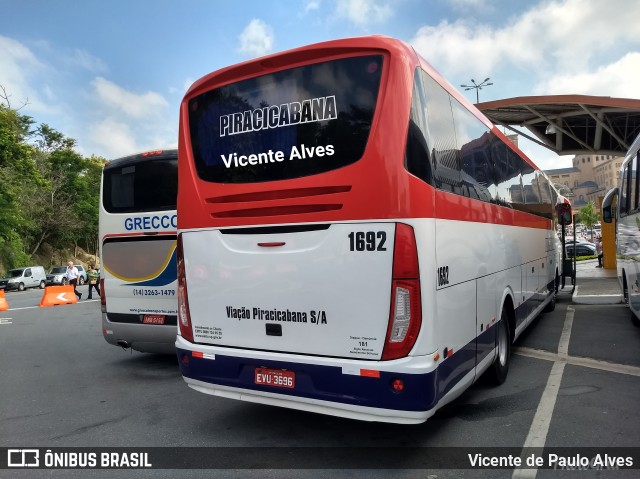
[488,308,511,385]
[622,274,639,327]
[543,286,556,313]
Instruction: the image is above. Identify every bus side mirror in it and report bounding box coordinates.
[601,187,618,224]
[556,203,572,225]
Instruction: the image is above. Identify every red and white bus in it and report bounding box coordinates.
[175,36,566,424]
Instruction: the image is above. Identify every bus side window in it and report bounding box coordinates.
[631,154,638,212]
[451,98,492,203]
[404,70,433,186]
[421,71,460,192]
[620,162,631,216]
[491,137,517,207]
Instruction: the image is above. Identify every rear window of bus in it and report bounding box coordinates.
[188,55,383,184]
[103,157,178,214]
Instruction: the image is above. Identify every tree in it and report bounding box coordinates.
[0,90,104,269]
[0,104,37,269]
[576,200,600,239]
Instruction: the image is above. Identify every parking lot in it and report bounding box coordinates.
[0,279,639,478]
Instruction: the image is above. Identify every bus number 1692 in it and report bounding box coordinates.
[348,231,387,252]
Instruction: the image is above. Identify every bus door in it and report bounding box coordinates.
[556,203,575,290]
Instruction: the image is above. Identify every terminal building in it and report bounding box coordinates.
[545,154,623,207]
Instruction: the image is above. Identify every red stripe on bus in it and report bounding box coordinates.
[434,190,552,230]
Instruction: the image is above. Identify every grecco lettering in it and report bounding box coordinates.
[124,214,177,231]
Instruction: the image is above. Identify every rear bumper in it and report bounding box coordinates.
[175,336,440,424]
[102,313,176,354]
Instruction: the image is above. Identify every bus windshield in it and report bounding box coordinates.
[188,55,383,183]
[102,157,177,213]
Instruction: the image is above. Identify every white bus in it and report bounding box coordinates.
[603,133,640,327]
[99,149,178,354]
[175,36,567,424]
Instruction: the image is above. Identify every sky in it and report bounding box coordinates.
[1,0,639,170]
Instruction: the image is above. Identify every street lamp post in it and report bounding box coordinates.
[460,78,493,103]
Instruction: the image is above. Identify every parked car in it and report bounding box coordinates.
[46,265,87,286]
[564,236,594,245]
[76,265,87,285]
[564,238,595,248]
[565,243,597,258]
[46,266,67,286]
[0,266,47,291]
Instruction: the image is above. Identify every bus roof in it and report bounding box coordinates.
[105,148,178,170]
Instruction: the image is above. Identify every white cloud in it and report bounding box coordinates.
[410,0,640,82]
[335,0,392,27]
[0,35,51,112]
[87,117,138,158]
[67,49,108,73]
[238,19,274,58]
[304,0,321,13]
[92,77,168,118]
[534,52,640,98]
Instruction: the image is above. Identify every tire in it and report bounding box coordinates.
[18,283,25,292]
[543,273,558,313]
[39,280,45,289]
[623,273,640,327]
[543,290,556,313]
[63,278,68,286]
[488,308,511,385]
[78,276,85,286]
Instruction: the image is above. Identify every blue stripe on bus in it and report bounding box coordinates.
[177,288,552,413]
[176,326,499,413]
[127,248,178,287]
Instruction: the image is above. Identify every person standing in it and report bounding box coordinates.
[87,264,100,300]
[66,261,82,300]
[596,237,603,268]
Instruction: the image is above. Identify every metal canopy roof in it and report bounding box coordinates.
[476,95,640,156]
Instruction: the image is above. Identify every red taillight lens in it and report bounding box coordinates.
[382,223,422,360]
[100,278,106,313]
[177,234,194,342]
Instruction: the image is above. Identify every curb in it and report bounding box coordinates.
[572,286,623,305]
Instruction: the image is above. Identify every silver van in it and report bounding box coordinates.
[0,266,47,291]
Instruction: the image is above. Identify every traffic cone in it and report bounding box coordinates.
[39,285,78,307]
[0,290,8,311]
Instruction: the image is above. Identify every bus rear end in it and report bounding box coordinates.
[176,37,436,423]
[100,150,178,354]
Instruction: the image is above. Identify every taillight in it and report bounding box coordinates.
[382,223,422,360]
[177,234,194,342]
[100,278,106,313]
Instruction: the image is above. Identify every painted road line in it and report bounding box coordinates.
[515,347,640,378]
[512,306,573,479]
[4,299,99,312]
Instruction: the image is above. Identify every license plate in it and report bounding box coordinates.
[143,314,165,325]
[255,367,295,389]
